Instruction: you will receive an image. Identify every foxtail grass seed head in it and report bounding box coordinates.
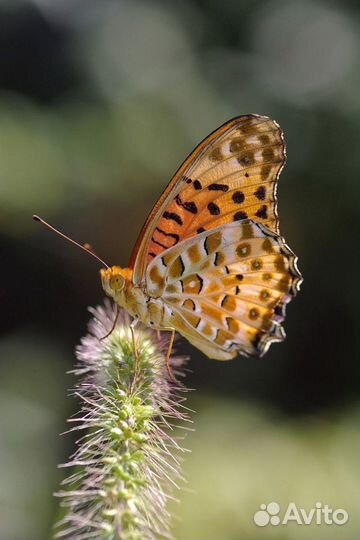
[55,300,190,540]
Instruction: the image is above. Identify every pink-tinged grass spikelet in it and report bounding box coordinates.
[54,300,190,540]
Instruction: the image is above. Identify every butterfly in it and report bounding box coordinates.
[99,114,302,370]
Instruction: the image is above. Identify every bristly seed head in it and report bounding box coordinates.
[54,300,190,540]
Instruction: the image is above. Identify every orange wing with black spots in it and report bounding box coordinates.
[145,221,302,359]
[130,114,286,285]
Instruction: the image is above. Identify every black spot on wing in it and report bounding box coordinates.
[234,211,248,221]
[208,183,229,192]
[154,227,180,245]
[232,191,245,204]
[183,201,197,213]
[255,205,268,219]
[254,186,266,201]
[175,195,198,214]
[208,202,220,215]
[163,211,183,225]
[152,238,168,249]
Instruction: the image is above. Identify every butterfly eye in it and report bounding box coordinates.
[110,274,125,291]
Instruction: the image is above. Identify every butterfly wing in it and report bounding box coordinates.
[130,115,286,285]
[146,220,302,359]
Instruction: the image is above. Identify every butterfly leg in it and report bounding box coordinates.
[100,304,120,341]
[162,328,177,383]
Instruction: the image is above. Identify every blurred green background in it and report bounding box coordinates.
[0,0,359,539]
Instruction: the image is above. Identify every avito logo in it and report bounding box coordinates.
[254,502,349,527]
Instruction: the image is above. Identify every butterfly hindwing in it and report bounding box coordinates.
[130,115,285,284]
[145,220,301,359]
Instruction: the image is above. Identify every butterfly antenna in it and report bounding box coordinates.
[32,214,110,268]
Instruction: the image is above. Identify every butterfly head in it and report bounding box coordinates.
[100,266,132,300]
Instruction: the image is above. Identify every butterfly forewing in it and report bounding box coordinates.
[130,115,285,284]
[145,221,301,360]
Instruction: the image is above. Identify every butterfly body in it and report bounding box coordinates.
[101,265,170,330]
[101,115,302,360]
